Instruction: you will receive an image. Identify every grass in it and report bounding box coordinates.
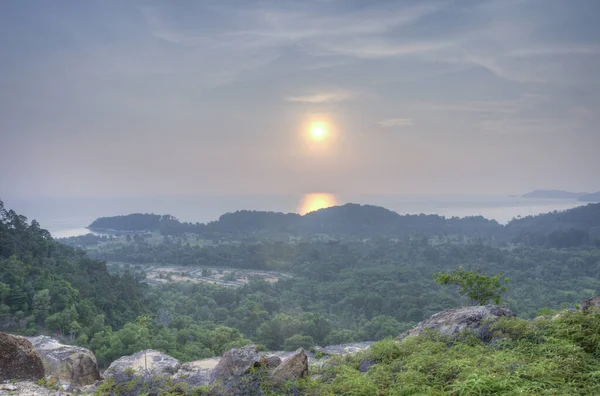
[94,310,600,395]
[306,310,600,395]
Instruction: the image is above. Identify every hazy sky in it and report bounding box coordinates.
[1,0,599,198]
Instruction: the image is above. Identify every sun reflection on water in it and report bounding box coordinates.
[298,193,338,215]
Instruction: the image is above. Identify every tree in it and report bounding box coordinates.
[324,329,356,345]
[361,315,402,340]
[33,289,51,323]
[283,334,314,351]
[434,267,509,305]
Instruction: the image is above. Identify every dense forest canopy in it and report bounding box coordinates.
[0,199,146,338]
[0,200,252,366]
[506,203,600,246]
[89,203,505,239]
[88,203,600,247]
[3,199,600,370]
[580,191,600,202]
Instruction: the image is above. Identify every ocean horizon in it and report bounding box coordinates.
[2,194,588,238]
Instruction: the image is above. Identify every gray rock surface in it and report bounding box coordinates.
[104,349,180,376]
[266,355,282,368]
[398,305,514,342]
[0,381,55,396]
[0,380,98,395]
[170,341,373,383]
[316,342,373,355]
[27,335,100,386]
[0,332,44,382]
[209,344,262,384]
[271,348,309,382]
[172,360,215,387]
[358,359,376,373]
[581,296,600,312]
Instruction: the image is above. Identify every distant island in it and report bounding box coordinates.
[580,191,600,202]
[522,189,587,199]
[521,189,600,202]
[84,202,600,250]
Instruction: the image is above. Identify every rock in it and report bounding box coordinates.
[79,381,101,395]
[210,344,262,384]
[271,348,309,382]
[358,359,376,373]
[104,349,180,376]
[0,380,92,396]
[266,355,282,368]
[581,296,600,312]
[0,381,59,396]
[26,335,100,386]
[0,332,44,382]
[172,359,218,387]
[398,305,515,342]
[316,342,373,356]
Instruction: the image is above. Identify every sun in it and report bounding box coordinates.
[310,124,327,141]
[298,193,338,215]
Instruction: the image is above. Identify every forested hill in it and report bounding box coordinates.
[506,203,600,246]
[522,189,586,199]
[88,203,503,239]
[580,191,600,202]
[89,213,181,232]
[0,200,146,339]
[88,202,600,243]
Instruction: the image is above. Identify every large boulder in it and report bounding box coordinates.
[398,305,515,342]
[172,359,219,387]
[104,350,180,377]
[26,335,100,386]
[0,381,61,395]
[316,342,373,355]
[210,344,262,384]
[271,348,309,382]
[581,296,600,312]
[265,355,282,369]
[0,332,44,382]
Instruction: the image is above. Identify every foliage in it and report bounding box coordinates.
[84,203,504,239]
[4,198,600,378]
[91,310,600,395]
[307,310,600,395]
[93,370,188,396]
[507,203,600,246]
[434,268,509,305]
[0,199,147,346]
[73,223,599,366]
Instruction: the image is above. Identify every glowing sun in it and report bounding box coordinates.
[298,193,338,215]
[310,124,327,141]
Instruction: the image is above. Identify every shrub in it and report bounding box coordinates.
[283,334,314,351]
[434,267,509,305]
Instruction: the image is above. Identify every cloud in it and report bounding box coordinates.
[285,90,357,103]
[478,118,577,135]
[378,118,414,128]
[318,39,451,59]
[140,1,446,55]
[3,0,600,197]
[414,94,546,115]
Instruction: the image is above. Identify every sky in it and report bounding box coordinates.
[1,0,599,199]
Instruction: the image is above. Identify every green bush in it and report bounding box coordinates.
[312,311,600,395]
[283,334,314,351]
[434,267,509,305]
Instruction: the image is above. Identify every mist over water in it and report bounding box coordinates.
[3,194,587,238]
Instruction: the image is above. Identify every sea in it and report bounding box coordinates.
[1,194,588,239]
